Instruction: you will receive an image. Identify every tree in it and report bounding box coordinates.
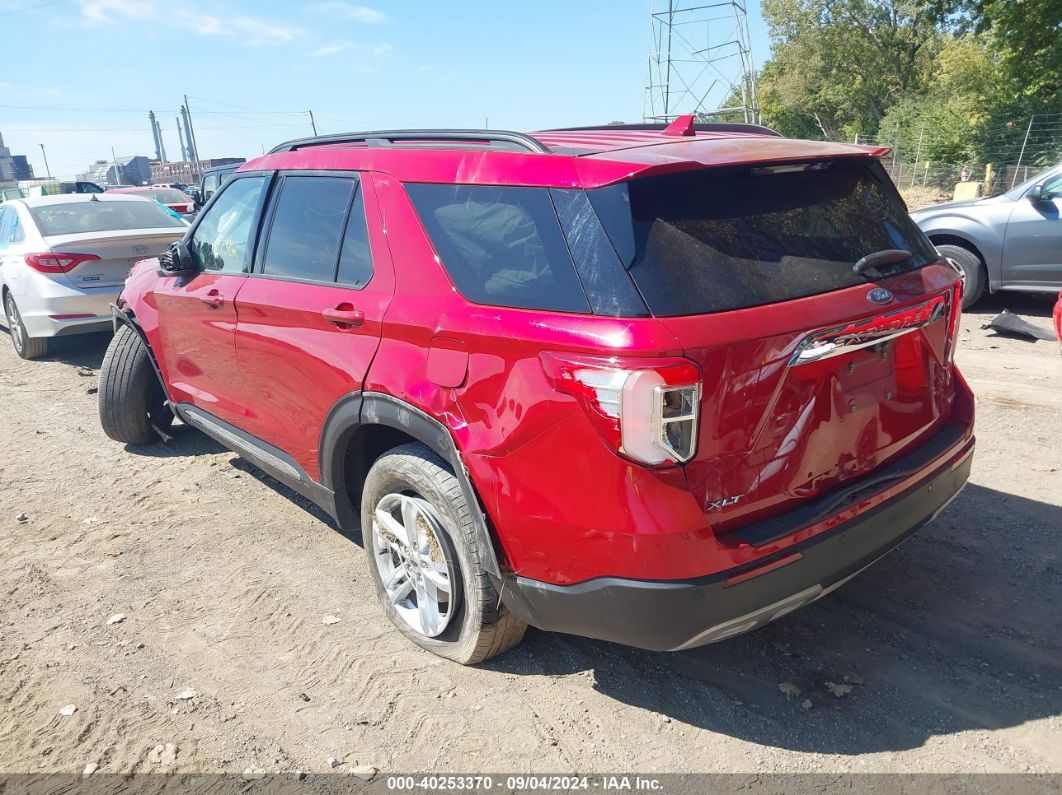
[945,0,1062,108]
[758,0,948,139]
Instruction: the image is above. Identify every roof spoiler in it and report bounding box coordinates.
[547,114,783,138]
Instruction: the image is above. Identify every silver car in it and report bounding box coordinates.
[0,194,187,360]
[911,164,1062,307]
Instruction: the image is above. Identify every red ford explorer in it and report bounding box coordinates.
[97,116,975,664]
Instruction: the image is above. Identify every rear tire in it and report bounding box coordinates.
[361,442,527,664]
[98,324,172,445]
[936,244,986,309]
[4,292,47,360]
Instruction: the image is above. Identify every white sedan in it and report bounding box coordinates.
[0,193,187,359]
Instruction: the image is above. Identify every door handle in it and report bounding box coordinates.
[323,305,365,328]
[199,288,223,309]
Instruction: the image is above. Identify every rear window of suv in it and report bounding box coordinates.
[588,159,938,316]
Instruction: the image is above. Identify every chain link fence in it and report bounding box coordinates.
[843,114,1061,207]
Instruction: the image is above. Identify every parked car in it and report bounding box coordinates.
[911,164,1062,307]
[0,194,187,359]
[18,179,104,197]
[107,186,197,219]
[97,119,974,664]
[199,162,242,205]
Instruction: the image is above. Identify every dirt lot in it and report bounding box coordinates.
[0,294,1060,779]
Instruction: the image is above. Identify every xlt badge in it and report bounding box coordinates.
[707,495,741,510]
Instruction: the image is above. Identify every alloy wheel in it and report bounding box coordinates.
[5,295,24,353]
[371,492,457,638]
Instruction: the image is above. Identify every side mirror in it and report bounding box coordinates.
[158,242,195,276]
[1027,184,1045,202]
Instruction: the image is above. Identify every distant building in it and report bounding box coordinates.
[78,155,152,187]
[151,157,245,185]
[11,155,33,181]
[0,132,22,183]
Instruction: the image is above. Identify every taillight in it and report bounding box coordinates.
[24,252,101,273]
[540,353,701,465]
[944,282,963,367]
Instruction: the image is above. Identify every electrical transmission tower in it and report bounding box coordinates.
[643,1,760,124]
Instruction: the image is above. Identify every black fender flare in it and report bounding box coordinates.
[110,304,175,408]
[319,392,503,580]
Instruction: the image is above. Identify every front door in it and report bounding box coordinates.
[233,172,394,480]
[151,173,271,426]
[1003,171,1062,289]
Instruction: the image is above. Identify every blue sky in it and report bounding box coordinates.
[0,1,771,180]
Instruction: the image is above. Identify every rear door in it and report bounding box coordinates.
[151,174,271,424]
[1001,170,1062,289]
[587,159,960,531]
[233,172,394,480]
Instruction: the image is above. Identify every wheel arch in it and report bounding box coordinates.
[926,233,994,292]
[110,303,174,406]
[320,392,504,580]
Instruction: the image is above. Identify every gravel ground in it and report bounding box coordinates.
[0,293,1059,778]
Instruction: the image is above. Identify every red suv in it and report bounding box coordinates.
[97,117,975,664]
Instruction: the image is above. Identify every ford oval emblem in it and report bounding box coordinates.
[867,287,894,305]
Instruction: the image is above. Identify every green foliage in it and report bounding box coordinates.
[759,0,947,139]
[962,0,1062,108]
[755,0,1061,166]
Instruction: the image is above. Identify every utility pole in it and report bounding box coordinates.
[39,144,52,179]
[307,110,318,136]
[183,94,203,181]
[111,146,122,185]
[1011,115,1036,188]
[176,116,187,162]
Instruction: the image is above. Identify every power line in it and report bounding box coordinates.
[0,103,308,115]
[3,124,310,133]
[0,0,71,17]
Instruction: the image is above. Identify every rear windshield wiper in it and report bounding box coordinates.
[852,249,912,279]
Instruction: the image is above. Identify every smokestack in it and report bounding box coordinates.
[180,105,198,163]
[176,116,188,162]
[148,111,163,162]
[155,119,167,163]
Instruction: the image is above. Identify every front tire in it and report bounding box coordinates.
[4,292,47,360]
[936,244,986,309]
[361,443,527,664]
[98,324,172,445]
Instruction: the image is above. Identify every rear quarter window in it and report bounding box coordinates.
[589,160,939,316]
[406,184,591,313]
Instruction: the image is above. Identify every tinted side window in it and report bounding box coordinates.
[203,174,219,201]
[9,211,24,244]
[0,208,25,247]
[406,184,590,313]
[1042,171,1062,198]
[0,208,11,249]
[336,186,374,288]
[261,176,355,282]
[190,176,268,273]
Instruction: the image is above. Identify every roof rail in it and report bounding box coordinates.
[545,121,783,138]
[269,129,551,155]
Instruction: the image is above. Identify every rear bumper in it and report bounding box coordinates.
[501,434,974,652]
[8,273,119,337]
